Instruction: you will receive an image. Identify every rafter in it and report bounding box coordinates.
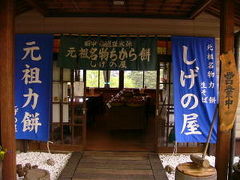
[71,0,80,11]
[15,7,32,16]
[15,0,32,16]
[206,8,240,27]
[189,0,214,19]
[46,11,189,19]
[177,0,185,9]
[142,0,147,13]
[108,0,113,11]
[158,0,167,12]
[125,0,129,12]
[24,0,47,16]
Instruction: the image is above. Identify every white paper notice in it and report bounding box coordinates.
[74,81,84,97]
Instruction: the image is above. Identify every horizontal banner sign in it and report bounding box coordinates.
[15,34,53,141]
[58,36,157,70]
[172,36,218,143]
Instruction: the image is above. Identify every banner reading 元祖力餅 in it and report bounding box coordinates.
[58,36,157,70]
[15,34,53,141]
[172,36,218,143]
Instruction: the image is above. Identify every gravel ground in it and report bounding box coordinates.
[16,152,71,180]
[16,152,239,180]
[159,154,240,180]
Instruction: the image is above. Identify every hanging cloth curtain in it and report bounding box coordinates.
[58,35,158,70]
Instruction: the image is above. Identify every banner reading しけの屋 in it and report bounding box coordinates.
[172,36,218,143]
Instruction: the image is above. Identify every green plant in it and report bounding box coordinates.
[0,146,6,161]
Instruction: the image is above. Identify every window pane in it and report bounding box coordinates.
[159,68,164,89]
[124,71,143,88]
[63,104,69,122]
[110,71,119,88]
[52,104,60,123]
[160,63,168,90]
[52,82,61,102]
[53,61,60,81]
[144,71,157,89]
[86,70,99,88]
[63,68,71,81]
[170,84,174,104]
[74,70,84,81]
[63,82,70,102]
[99,70,105,88]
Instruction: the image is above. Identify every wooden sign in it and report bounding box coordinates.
[219,50,239,132]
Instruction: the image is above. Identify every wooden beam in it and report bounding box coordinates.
[71,0,80,12]
[24,0,47,16]
[108,0,113,11]
[46,11,189,19]
[189,0,214,19]
[125,0,129,12]
[157,146,204,153]
[176,0,185,10]
[142,0,147,13]
[216,0,235,180]
[0,0,16,179]
[15,7,33,16]
[205,8,240,27]
[158,0,167,12]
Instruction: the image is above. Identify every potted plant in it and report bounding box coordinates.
[0,146,6,180]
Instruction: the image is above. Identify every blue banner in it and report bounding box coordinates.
[172,36,218,143]
[15,34,53,141]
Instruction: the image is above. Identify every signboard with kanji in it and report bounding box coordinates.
[172,36,218,143]
[219,51,239,132]
[58,36,157,70]
[15,34,53,141]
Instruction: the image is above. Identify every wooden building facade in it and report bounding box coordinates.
[15,4,240,150]
[0,0,240,179]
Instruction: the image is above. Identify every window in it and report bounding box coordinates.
[51,61,86,146]
[124,71,157,89]
[159,63,169,90]
[74,69,84,81]
[86,70,100,88]
[124,71,143,88]
[144,71,157,89]
[86,70,119,88]
[109,71,119,88]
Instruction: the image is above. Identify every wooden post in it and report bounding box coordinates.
[119,70,124,90]
[155,59,160,151]
[0,0,16,179]
[216,0,234,180]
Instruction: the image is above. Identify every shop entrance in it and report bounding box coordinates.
[44,35,167,152]
[29,36,202,152]
[85,87,156,151]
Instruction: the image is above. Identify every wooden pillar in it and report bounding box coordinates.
[119,70,124,90]
[0,0,16,179]
[216,0,234,180]
[220,0,234,53]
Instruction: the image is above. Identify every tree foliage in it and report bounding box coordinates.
[86,70,157,89]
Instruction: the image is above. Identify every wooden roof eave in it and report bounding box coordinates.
[23,0,47,16]
[189,0,215,19]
